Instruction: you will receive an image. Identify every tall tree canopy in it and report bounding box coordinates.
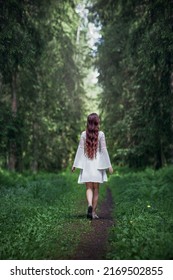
[0,0,86,171]
[1,0,173,171]
[91,0,173,168]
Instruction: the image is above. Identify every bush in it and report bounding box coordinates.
[107,166,173,260]
[0,170,90,259]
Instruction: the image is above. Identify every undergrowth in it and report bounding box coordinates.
[107,166,173,260]
[0,169,92,259]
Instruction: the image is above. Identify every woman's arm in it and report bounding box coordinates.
[99,132,113,172]
[72,132,85,170]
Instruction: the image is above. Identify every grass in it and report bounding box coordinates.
[107,166,173,260]
[0,168,94,260]
[2,164,171,260]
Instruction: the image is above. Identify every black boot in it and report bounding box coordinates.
[87,206,93,219]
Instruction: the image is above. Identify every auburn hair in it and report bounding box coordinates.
[85,113,99,159]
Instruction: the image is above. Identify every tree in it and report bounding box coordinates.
[0,0,46,170]
[0,0,86,172]
[90,0,173,168]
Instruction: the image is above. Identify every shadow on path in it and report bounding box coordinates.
[71,187,114,260]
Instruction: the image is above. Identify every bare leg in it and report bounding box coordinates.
[86,182,93,206]
[92,183,99,216]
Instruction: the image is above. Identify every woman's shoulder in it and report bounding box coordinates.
[98,131,105,140]
[81,131,105,137]
[81,131,86,137]
[99,130,104,136]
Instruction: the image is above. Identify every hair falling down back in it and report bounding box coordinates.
[85,113,99,159]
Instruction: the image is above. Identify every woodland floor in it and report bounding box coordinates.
[72,188,114,260]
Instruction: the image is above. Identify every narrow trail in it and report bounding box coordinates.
[72,187,114,260]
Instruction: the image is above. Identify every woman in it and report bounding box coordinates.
[72,113,113,219]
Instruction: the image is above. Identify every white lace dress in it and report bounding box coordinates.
[72,131,112,184]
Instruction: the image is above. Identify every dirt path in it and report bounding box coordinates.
[72,187,114,260]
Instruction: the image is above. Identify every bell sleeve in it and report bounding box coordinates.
[97,132,112,170]
[72,133,85,169]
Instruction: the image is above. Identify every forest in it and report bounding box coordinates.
[0,0,173,260]
[0,0,173,172]
[0,0,85,172]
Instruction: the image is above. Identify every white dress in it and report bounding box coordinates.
[73,131,112,184]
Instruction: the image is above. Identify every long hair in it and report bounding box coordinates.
[85,113,99,159]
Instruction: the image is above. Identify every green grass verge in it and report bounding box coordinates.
[107,166,173,260]
[0,169,94,259]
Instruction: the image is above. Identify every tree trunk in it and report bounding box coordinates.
[8,72,17,171]
[30,122,39,173]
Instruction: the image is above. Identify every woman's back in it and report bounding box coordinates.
[72,113,113,219]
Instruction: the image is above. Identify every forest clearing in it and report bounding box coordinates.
[0,0,173,261]
[0,166,173,260]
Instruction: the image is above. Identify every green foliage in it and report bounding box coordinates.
[0,169,91,259]
[91,0,173,168]
[107,166,173,260]
[0,0,86,172]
